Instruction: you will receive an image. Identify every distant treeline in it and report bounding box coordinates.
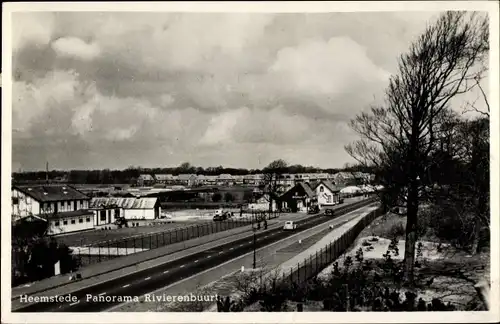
[12,162,375,185]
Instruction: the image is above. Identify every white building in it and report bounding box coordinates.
[314,180,341,207]
[11,185,94,235]
[90,197,161,220]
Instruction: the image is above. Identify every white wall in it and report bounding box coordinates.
[316,185,340,207]
[47,214,94,235]
[93,208,121,225]
[12,189,41,218]
[123,208,156,220]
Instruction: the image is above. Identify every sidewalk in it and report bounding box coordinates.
[11,218,280,300]
[272,205,380,278]
[197,204,380,312]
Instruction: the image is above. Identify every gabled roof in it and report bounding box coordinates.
[178,174,197,180]
[217,174,234,180]
[139,174,155,181]
[155,174,174,181]
[13,185,89,202]
[299,182,316,197]
[90,197,159,209]
[315,180,341,193]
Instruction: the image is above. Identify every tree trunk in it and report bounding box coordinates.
[471,218,481,255]
[403,184,418,285]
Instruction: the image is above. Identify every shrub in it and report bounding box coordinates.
[389,223,406,239]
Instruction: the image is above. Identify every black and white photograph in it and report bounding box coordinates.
[2,1,499,323]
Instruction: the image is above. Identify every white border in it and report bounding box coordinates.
[2,1,499,323]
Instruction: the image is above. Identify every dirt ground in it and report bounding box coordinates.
[317,212,490,310]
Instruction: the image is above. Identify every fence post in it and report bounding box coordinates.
[141,236,144,250]
[156,233,159,248]
[116,241,119,256]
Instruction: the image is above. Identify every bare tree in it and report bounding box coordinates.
[262,159,288,214]
[346,12,489,285]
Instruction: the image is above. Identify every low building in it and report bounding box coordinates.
[177,174,198,187]
[155,174,176,185]
[278,182,316,213]
[11,185,94,234]
[46,210,95,235]
[217,174,234,186]
[90,197,161,220]
[137,174,155,186]
[248,193,277,211]
[314,180,342,208]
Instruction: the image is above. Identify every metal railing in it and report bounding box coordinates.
[75,211,280,267]
[283,205,383,286]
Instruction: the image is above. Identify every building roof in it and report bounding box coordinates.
[315,180,341,193]
[155,174,175,181]
[139,174,155,181]
[13,185,89,202]
[299,182,316,197]
[178,174,197,180]
[217,174,234,180]
[90,197,159,209]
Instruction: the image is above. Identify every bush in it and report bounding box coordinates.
[389,223,406,239]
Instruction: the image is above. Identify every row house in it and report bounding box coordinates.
[217,174,234,186]
[243,174,265,186]
[198,175,218,186]
[155,174,176,185]
[12,185,94,235]
[137,174,155,186]
[177,174,198,187]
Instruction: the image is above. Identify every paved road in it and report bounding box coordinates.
[15,199,375,313]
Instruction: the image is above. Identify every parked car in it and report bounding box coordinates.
[324,208,335,216]
[283,221,297,231]
[308,205,320,214]
[213,214,227,221]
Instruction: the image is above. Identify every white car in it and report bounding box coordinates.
[283,221,297,231]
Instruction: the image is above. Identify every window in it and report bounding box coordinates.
[115,209,120,218]
[79,218,83,223]
[63,220,68,225]
[326,195,332,203]
[319,186,324,193]
[100,210,106,222]
[54,221,60,226]
[71,219,76,224]
[12,197,19,205]
[73,201,77,210]
[86,217,91,222]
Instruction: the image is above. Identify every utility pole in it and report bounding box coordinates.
[46,161,49,184]
[253,227,256,269]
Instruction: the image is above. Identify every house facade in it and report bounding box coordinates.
[11,185,94,235]
[314,180,341,208]
[137,174,155,186]
[278,182,316,213]
[248,193,277,211]
[177,174,198,187]
[217,174,234,186]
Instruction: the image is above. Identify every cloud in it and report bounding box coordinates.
[52,37,101,60]
[12,12,55,51]
[11,12,450,170]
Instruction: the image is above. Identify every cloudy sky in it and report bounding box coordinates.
[10,11,488,171]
